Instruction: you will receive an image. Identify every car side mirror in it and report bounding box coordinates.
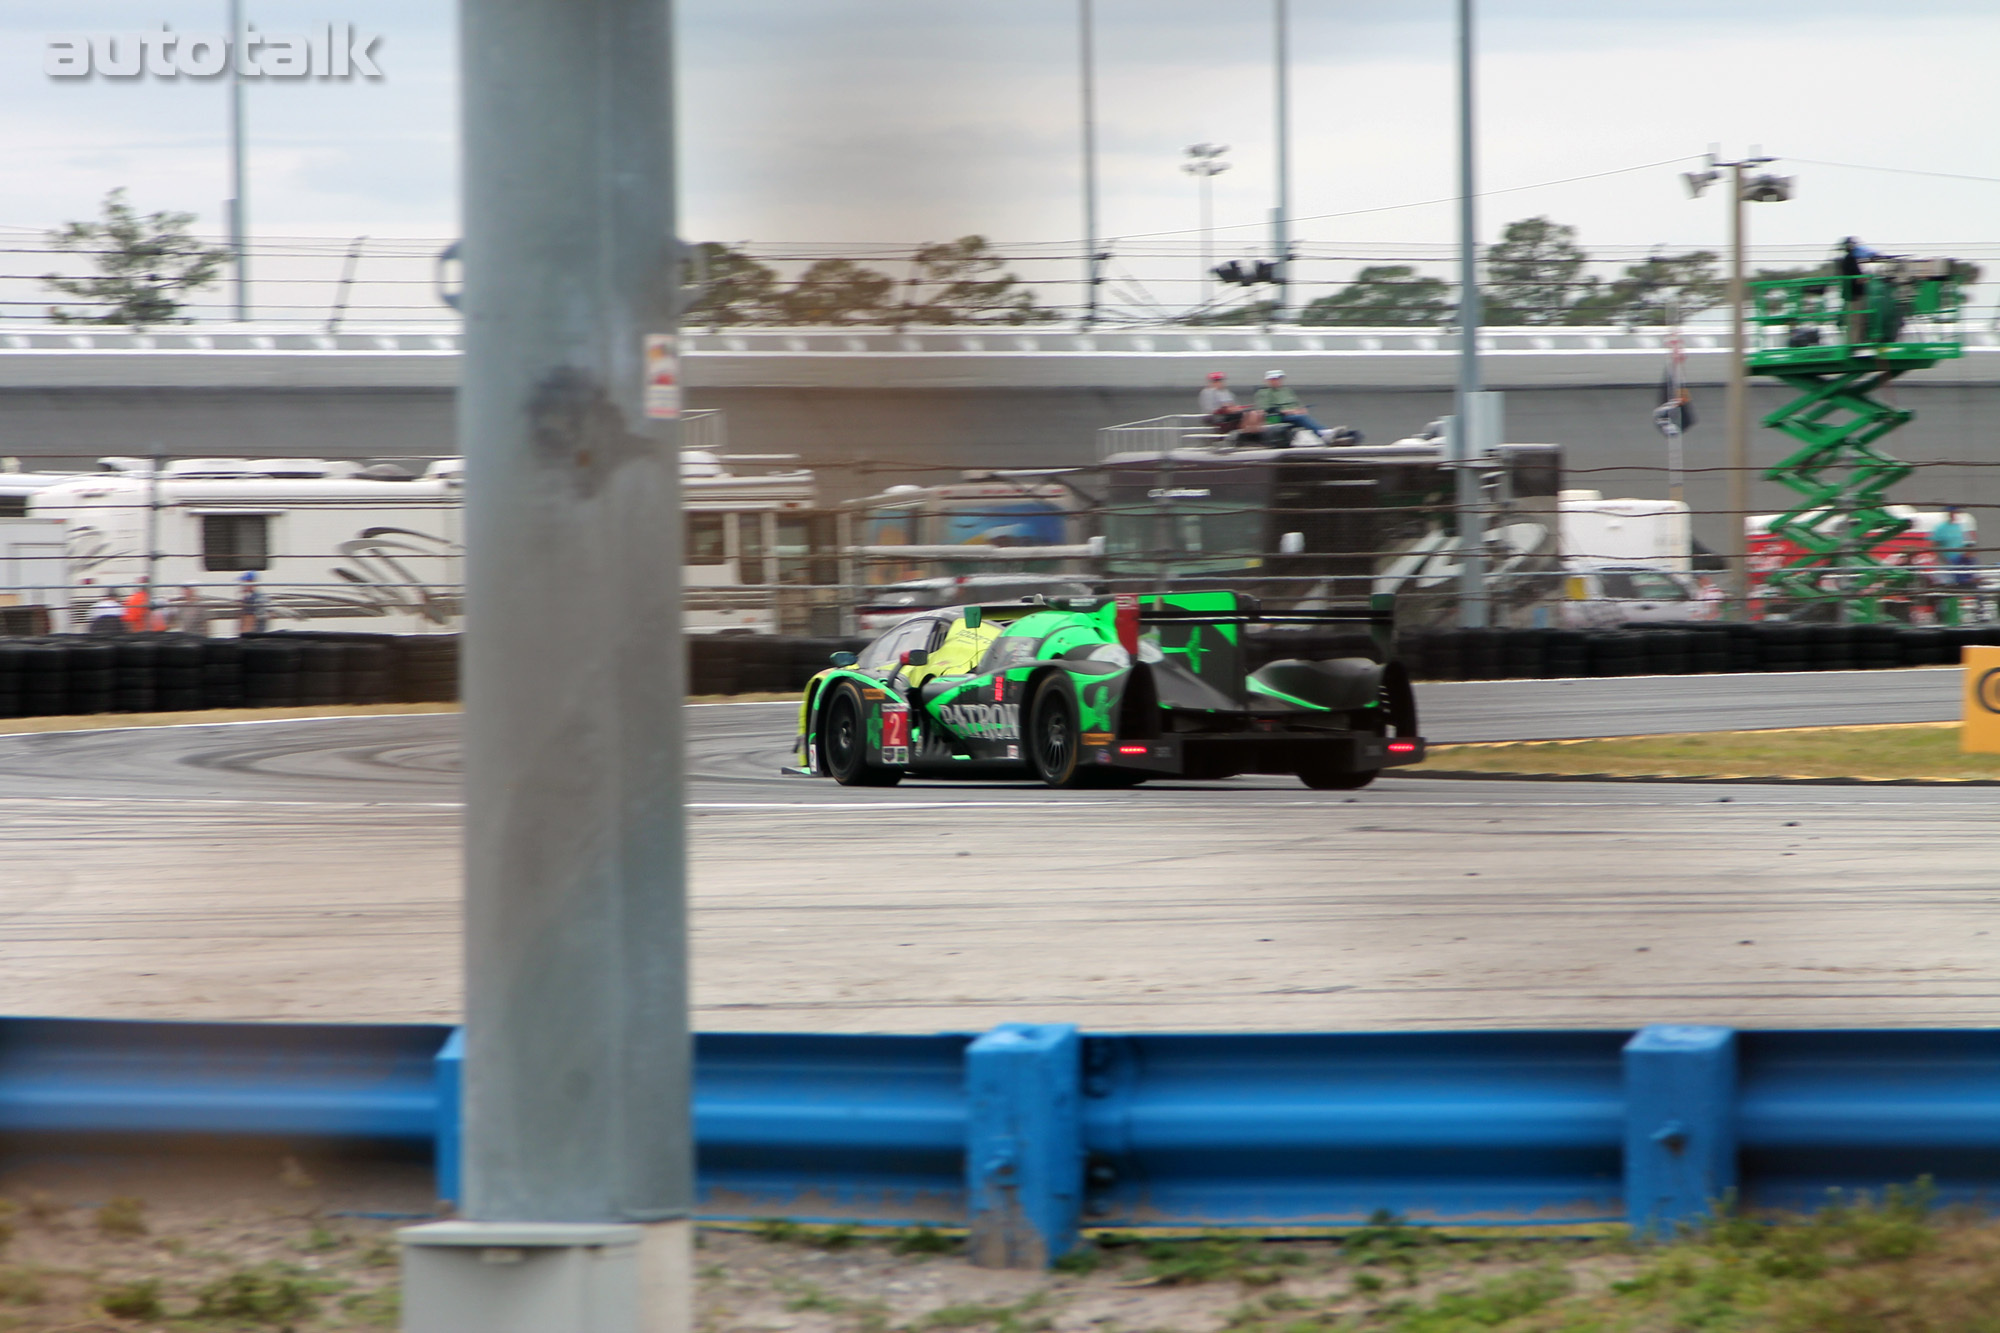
[901,649,930,667]
[829,650,857,667]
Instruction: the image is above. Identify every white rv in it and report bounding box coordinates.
[28,449,818,635]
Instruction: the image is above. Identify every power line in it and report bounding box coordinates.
[1790,158,2000,186]
[1098,155,1706,244]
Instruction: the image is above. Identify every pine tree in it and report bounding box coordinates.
[42,189,229,326]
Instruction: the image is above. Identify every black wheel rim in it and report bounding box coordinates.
[1037,699,1071,778]
[828,694,859,773]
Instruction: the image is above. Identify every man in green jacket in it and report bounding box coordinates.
[1251,370,1328,442]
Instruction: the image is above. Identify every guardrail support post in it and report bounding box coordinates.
[433,1027,464,1207]
[966,1023,1082,1269]
[1624,1025,1737,1239]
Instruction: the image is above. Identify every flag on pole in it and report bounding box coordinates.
[1653,324,1695,435]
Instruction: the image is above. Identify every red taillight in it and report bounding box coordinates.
[1117,744,1148,755]
[1387,740,1417,754]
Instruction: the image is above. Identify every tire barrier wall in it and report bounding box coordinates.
[1396,620,1998,682]
[9,1018,2000,1267]
[0,623,1973,716]
[0,631,458,719]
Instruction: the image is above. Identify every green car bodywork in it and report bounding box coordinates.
[792,590,1424,790]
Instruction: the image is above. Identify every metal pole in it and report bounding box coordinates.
[1198,170,1213,309]
[1726,159,1749,616]
[228,0,248,322]
[325,236,366,335]
[1079,0,1099,327]
[145,443,164,611]
[448,0,689,1320]
[1453,0,1487,628]
[1272,0,1290,321]
[1665,298,1686,505]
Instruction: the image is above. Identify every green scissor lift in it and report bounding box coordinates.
[1746,263,1964,622]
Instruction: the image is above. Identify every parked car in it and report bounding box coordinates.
[1561,565,1710,628]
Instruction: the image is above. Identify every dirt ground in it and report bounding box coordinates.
[0,1152,428,1330]
[0,1152,1642,1333]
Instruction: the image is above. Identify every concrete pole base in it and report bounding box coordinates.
[400,1219,690,1333]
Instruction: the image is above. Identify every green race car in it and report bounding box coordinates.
[792,590,1424,789]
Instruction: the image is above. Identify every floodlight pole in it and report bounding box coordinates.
[228,0,248,321]
[1271,0,1291,321]
[1453,0,1488,628]
[1725,158,1750,616]
[405,0,692,1327]
[1079,0,1100,327]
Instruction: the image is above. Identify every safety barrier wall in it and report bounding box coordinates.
[8,1018,2000,1265]
[0,624,1972,718]
[0,630,457,718]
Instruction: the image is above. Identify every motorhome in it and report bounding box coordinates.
[1093,416,1566,628]
[28,446,819,635]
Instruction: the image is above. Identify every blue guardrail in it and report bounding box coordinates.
[6,1017,2000,1266]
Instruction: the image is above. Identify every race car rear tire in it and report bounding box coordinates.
[1299,765,1377,790]
[1027,676,1086,788]
[822,682,903,787]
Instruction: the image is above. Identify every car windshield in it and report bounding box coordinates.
[977,634,1043,674]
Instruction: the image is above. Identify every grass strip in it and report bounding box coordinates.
[1408,721,2000,782]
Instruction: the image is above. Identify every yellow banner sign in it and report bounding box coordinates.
[1961,646,2000,753]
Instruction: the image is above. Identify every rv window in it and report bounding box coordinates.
[202,514,270,571]
[686,513,726,566]
[0,498,24,519]
[738,514,765,586]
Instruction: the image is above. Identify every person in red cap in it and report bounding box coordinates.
[1197,371,1259,438]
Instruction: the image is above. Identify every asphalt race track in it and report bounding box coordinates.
[0,667,1990,1033]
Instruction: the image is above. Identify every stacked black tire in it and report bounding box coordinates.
[1397,620,2000,682]
[687,634,871,697]
[392,635,457,702]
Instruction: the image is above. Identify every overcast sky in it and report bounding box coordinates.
[5,1,1999,320]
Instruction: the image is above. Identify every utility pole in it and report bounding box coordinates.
[144,443,165,609]
[228,0,248,321]
[400,0,690,1328]
[1271,0,1291,322]
[1079,0,1100,327]
[1183,144,1229,312]
[1452,0,1488,628]
[1683,150,1788,617]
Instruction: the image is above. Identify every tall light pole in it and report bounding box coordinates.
[399,0,690,1326]
[1271,0,1291,321]
[1183,144,1230,311]
[1078,0,1100,327]
[1452,0,1487,628]
[227,0,248,321]
[1684,151,1793,616]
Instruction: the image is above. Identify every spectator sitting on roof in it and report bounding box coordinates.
[1197,372,1262,438]
[1251,370,1330,443]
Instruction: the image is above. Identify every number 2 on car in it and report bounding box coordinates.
[880,703,910,765]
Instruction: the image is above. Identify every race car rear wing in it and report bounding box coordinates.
[1023,592,1395,625]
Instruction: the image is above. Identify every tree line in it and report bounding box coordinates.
[30,192,1976,329]
[1289,216,1981,328]
[684,237,1053,327]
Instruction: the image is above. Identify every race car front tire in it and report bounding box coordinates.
[822,681,904,787]
[1027,676,1086,788]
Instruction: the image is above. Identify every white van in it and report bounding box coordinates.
[1561,565,1709,628]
